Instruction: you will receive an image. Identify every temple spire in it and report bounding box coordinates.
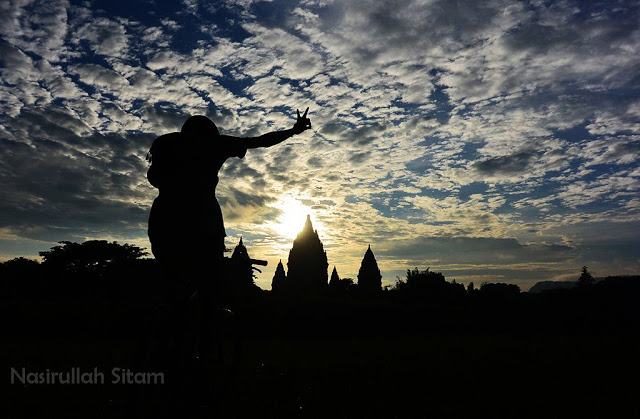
[271,259,287,292]
[285,214,329,294]
[301,214,314,235]
[232,236,248,260]
[358,245,382,293]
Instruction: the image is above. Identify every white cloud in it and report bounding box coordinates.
[73,16,130,59]
[70,63,130,91]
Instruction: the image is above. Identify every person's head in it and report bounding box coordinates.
[181,115,220,140]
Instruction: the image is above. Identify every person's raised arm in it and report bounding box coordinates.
[224,108,311,150]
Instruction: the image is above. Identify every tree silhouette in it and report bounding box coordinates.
[0,257,42,289]
[39,240,147,274]
[404,267,445,290]
[329,266,356,294]
[393,267,466,304]
[578,266,595,286]
[467,281,475,294]
[1,256,40,272]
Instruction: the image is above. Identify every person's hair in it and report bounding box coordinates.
[181,115,220,139]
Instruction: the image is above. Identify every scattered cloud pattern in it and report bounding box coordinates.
[1,0,639,289]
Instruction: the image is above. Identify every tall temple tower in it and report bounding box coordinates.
[357,244,382,292]
[286,215,328,293]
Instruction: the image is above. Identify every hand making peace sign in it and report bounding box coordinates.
[293,107,312,134]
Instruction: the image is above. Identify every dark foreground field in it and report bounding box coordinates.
[2,260,640,418]
[4,326,640,418]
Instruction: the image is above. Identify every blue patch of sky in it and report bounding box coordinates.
[458,182,490,201]
[422,68,454,124]
[370,196,423,220]
[51,97,68,109]
[472,182,552,214]
[553,121,592,144]
[95,0,252,55]
[491,166,636,218]
[146,101,188,120]
[460,140,484,156]
[89,0,181,22]
[201,6,254,43]
[166,10,251,55]
[369,187,453,219]
[168,19,212,55]
[279,78,303,89]
[426,85,454,125]
[414,133,449,149]
[384,71,453,124]
[129,99,147,113]
[572,0,639,20]
[419,188,450,200]
[592,86,640,99]
[217,67,254,98]
[535,193,634,219]
[249,0,298,29]
[9,46,42,64]
[404,151,437,173]
[65,70,98,96]
[586,161,639,178]
[545,157,585,181]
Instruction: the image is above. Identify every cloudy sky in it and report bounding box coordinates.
[1,0,639,290]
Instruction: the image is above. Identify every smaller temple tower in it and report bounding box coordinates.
[271,259,287,292]
[230,237,254,288]
[231,237,249,260]
[329,266,340,287]
[357,245,382,292]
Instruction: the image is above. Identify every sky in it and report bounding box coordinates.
[1,0,639,291]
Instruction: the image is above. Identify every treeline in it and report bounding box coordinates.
[1,241,639,336]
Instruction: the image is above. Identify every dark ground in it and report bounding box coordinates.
[3,313,640,418]
[2,262,640,418]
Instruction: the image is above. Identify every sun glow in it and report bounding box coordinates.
[268,196,325,241]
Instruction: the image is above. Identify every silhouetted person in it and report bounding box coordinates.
[146,108,311,409]
[148,108,311,264]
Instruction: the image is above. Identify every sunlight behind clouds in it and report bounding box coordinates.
[264,194,329,242]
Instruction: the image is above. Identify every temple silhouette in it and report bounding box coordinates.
[357,244,382,293]
[272,215,382,294]
[219,237,264,299]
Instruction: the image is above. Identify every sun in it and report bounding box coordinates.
[271,197,313,240]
